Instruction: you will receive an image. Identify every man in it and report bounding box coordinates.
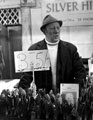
[18,15,86,93]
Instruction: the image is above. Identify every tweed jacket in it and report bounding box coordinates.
[19,39,86,93]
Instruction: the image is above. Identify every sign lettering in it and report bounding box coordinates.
[42,0,93,26]
[14,50,50,72]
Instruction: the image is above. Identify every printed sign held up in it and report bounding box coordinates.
[60,84,79,105]
[14,50,50,72]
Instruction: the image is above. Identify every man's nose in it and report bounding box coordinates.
[54,27,60,33]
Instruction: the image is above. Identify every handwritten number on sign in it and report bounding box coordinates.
[14,50,50,72]
[36,52,43,68]
[29,51,35,68]
[17,53,28,71]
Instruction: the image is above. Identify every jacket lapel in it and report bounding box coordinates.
[36,39,47,50]
[56,40,67,87]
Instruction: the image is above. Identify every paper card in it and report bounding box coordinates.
[88,58,93,76]
[14,50,50,72]
[60,84,79,105]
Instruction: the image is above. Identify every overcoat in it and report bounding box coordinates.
[19,39,86,93]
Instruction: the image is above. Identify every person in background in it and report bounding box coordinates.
[18,15,86,94]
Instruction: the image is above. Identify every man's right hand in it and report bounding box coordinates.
[19,87,26,96]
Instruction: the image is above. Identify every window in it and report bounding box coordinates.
[0,8,21,25]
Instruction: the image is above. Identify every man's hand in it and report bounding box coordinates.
[19,87,26,96]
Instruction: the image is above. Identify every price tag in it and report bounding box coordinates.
[60,84,79,105]
[14,50,50,72]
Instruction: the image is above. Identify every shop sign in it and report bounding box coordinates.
[41,0,93,26]
[14,50,50,73]
[0,0,20,8]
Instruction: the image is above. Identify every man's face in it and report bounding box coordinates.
[44,22,61,43]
